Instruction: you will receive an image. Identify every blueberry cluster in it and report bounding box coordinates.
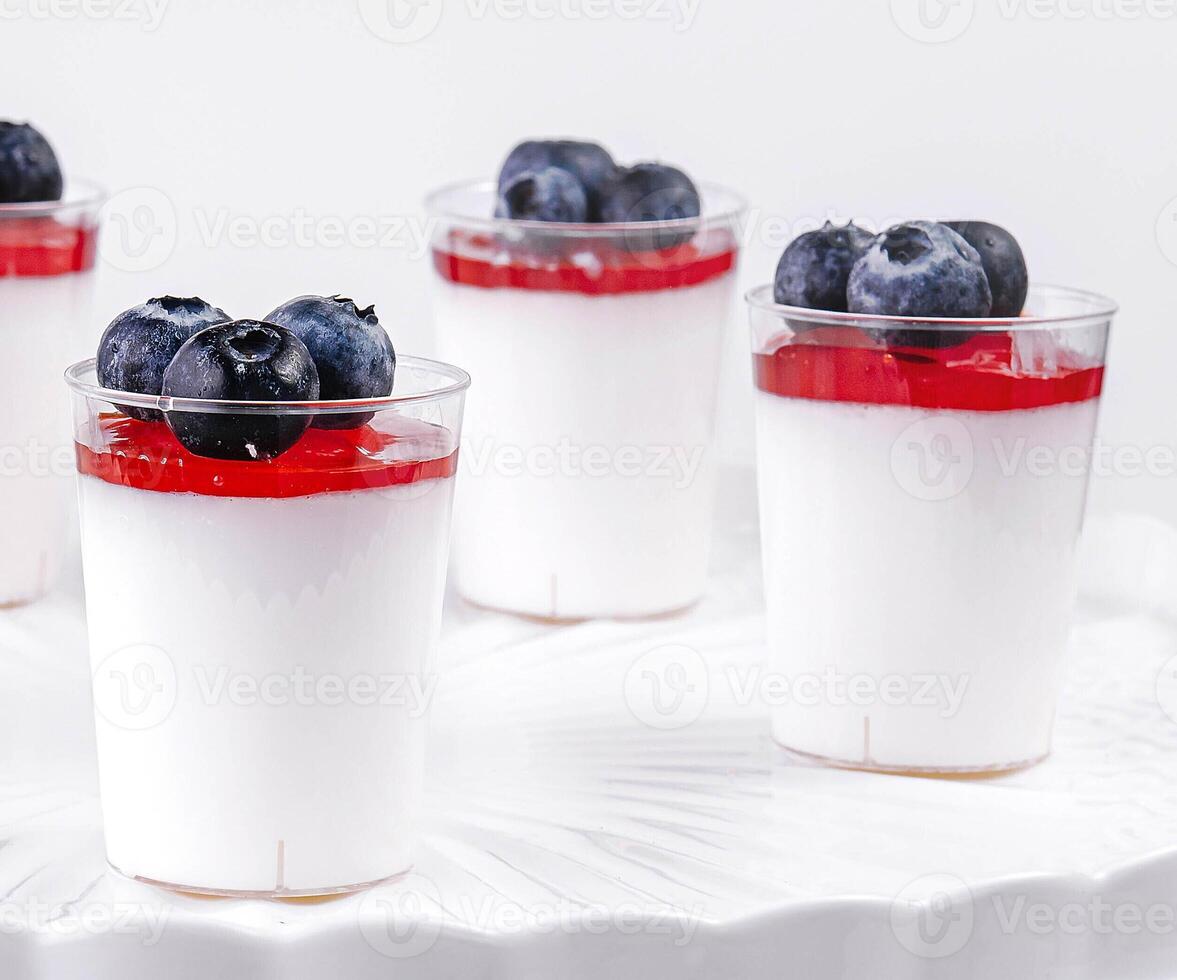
[494,139,701,248]
[774,219,1029,330]
[0,121,63,204]
[96,295,396,461]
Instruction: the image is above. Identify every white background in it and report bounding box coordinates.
[5,0,1175,522]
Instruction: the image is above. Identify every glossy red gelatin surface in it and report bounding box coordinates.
[0,217,98,277]
[76,416,458,498]
[754,328,1104,412]
[433,230,736,295]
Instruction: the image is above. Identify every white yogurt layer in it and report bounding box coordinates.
[0,271,96,605]
[80,474,455,894]
[755,391,1101,772]
[435,274,735,619]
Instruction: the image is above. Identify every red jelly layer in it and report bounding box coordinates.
[77,416,457,498]
[433,231,736,295]
[754,329,1103,411]
[0,217,98,277]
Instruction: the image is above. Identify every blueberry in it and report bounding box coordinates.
[498,139,616,219]
[495,167,589,223]
[0,122,63,204]
[97,296,232,421]
[944,221,1028,317]
[264,295,395,429]
[161,320,320,461]
[774,221,875,311]
[848,222,991,345]
[598,163,701,252]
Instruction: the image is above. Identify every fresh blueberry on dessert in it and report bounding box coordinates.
[599,163,701,251]
[945,220,1028,317]
[848,221,991,347]
[97,296,232,420]
[0,121,63,203]
[264,294,396,429]
[774,221,875,312]
[495,167,589,223]
[161,319,320,461]
[498,139,616,220]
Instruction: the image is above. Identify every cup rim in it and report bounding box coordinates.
[745,282,1118,332]
[424,177,747,237]
[65,354,472,417]
[0,177,106,218]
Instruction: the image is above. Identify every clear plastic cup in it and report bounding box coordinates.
[427,179,745,620]
[67,355,468,896]
[747,284,1115,774]
[0,180,103,606]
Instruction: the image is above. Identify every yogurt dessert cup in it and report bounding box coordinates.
[0,121,102,606]
[428,139,744,620]
[70,296,468,896]
[750,220,1114,773]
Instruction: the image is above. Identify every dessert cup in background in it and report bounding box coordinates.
[747,284,1114,774]
[0,181,102,606]
[68,355,468,896]
[427,179,744,620]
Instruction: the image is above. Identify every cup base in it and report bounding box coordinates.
[0,589,47,611]
[775,739,1049,779]
[109,861,413,900]
[459,592,700,625]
